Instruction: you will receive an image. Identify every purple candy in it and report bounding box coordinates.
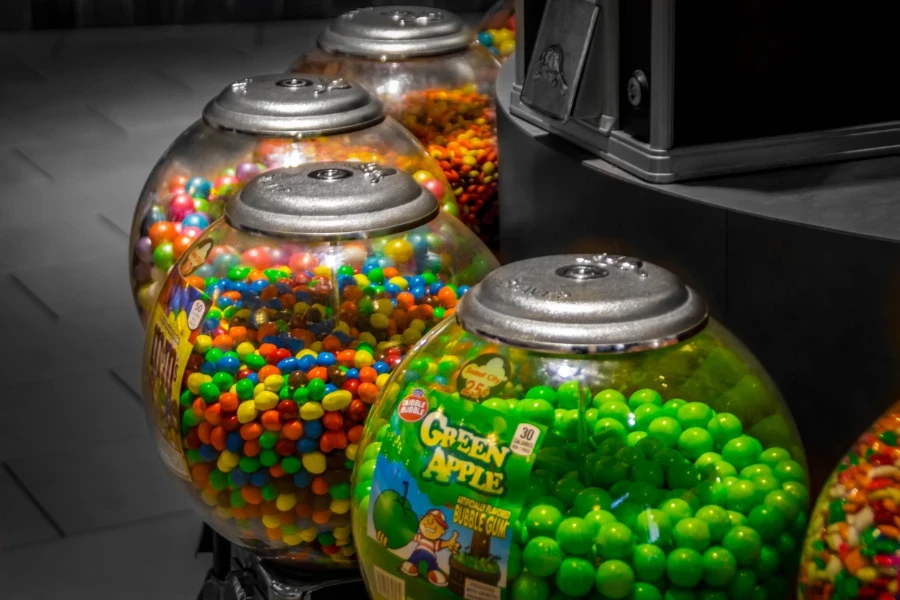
[136,236,153,263]
[235,162,261,182]
[134,262,151,283]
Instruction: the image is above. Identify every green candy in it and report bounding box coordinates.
[782,481,809,507]
[526,386,557,404]
[557,517,593,555]
[592,457,630,488]
[754,545,780,578]
[722,526,762,565]
[594,389,627,408]
[511,572,549,600]
[664,588,698,600]
[598,399,632,424]
[763,489,800,521]
[628,389,663,410]
[660,398,687,419]
[261,484,278,502]
[707,413,743,448]
[259,431,279,449]
[259,449,278,467]
[212,372,234,392]
[720,436,762,471]
[702,546,737,586]
[635,509,672,544]
[633,543,667,582]
[595,522,634,559]
[594,418,628,440]
[584,509,617,535]
[758,447,790,468]
[694,505,731,542]
[556,381,583,409]
[676,402,715,429]
[554,478,585,508]
[725,479,757,513]
[674,518,711,551]
[636,436,666,458]
[235,378,255,399]
[555,558,595,597]
[746,505,786,541]
[199,382,221,403]
[647,417,683,448]
[595,560,635,599]
[616,447,644,466]
[739,464,771,480]
[243,353,266,371]
[667,463,702,490]
[628,431,649,447]
[667,548,704,587]
[695,452,722,470]
[208,469,228,491]
[772,460,805,483]
[632,459,665,487]
[523,536,563,576]
[634,404,662,431]
[632,583,663,600]
[629,482,662,508]
[574,487,612,516]
[678,428,715,460]
[727,569,757,600]
[525,504,564,538]
[515,399,556,427]
[660,498,693,524]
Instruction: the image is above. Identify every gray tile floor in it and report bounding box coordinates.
[0,18,330,599]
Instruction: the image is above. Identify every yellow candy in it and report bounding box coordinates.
[237,400,258,423]
[402,328,422,345]
[376,373,391,389]
[254,391,279,411]
[262,514,282,529]
[857,567,878,583]
[297,349,317,359]
[353,274,370,287]
[334,321,350,334]
[193,335,212,354]
[313,265,332,278]
[300,527,318,543]
[215,506,232,520]
[331,499,351,514]
[300,402,325,420]
[263,375,284,392]
[374,299,394,315]
[201,489,219,506]
[340,545,355,557]
[369,313,390,329]
[235,308,251,319]
[409,318,426,333]
[499,39,516,57]
[302,451,327,474]
[323,390,353,411]
[335,538,351,547]
[345,443,358,461]
[358,332,377,347]
[293,302,310,316]
[482,161,496,175]
[236,342,256,359]
[333,526,351,540]
[388,276,409,290]
[354,350,375,367]
[254,383,265,396]
[217,451,238,472]
[311,341,323,352]
[283,534,303,546]
[187,373,211,395]
[276,493,297,512]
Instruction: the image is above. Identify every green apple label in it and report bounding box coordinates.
[368,389,545,600]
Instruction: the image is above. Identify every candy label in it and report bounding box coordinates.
[458,354,509,401]
[179,238,213,277]
[398,388,429,422]
[187,299,207,330]
[367,391,544,600]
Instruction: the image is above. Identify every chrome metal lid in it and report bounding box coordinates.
[318,6,472,59]
[203,74,384,136]
[456,254,709,354]
[226,162,439,240]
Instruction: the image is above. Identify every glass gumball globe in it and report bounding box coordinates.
[477,0,516,61]
[352,255,808,599]
[142,162,497,570]
[290,6,501,245]
[798,401,900,600]
[130,73,460,325]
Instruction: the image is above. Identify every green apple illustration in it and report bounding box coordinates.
[373,482,419,549]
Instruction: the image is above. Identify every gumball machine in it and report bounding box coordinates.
[130,73,459,325]
[353,255,809,600]
[477,0,515,61]
[290,6,501,247]
[141,162,498,596]
[798,402,900,600]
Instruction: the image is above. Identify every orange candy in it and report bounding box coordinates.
[257,322,279,339]
[191,463,212,486]
[219,392,239,413]
[359,367,377,383]
[261,410,282,431]
[148,221,177,246]
[382,267,399,279]
[269,464,286,478]
[258,343,276,357]
[204,403,223,426]
[243,440,261,457]
[312,510,331,525]
[296,503,313,519]
[308,367,328,381]
[342,286,363,302]
[282,420,304,440]
[336,349,356,365]
[172,235,194,258]
[240,423,263,441]
[212,334,233,350]
[438,286,458,308]
[228,326,248,344]
[311,477,330,495]
[210,426,227,451]
[258,365,281,381]
[320,430,347,452]
[266,528,283,542]
[185,275,206,290]
[322,335,342,353]
[197,421,212,444]
[192,397,206,418]
[347,425,364,444]
[358,382,379,404]
[242,486,263,505]
[322,411,343,431]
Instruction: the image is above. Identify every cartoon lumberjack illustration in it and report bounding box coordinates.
[378,508,461,587]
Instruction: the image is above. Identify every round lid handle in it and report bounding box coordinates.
[225,161,439,240]
[203,73,384,135]
[318,6,473,59]
[455,254,709,354]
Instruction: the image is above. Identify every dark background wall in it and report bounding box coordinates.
[1,0,496,30]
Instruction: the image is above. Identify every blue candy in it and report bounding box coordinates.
[304,421,323,439]
[297,355,316,371]
[226,432,243,453]
[181,213,210,230]
[199,444,218,462]
[216,355,240,374]
[296,438,318,453]
[230,469,250,486]
[277,358,299,373]
[324,383,338,395]
[316,352,336,367]
[250,471,269,487]
[373,361,390,375]
[293,470,312,488]
[186,176,212,199]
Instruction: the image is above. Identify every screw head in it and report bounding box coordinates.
[276,78,313,88]
[555,264,609,280]
[627,70,649,108]
[308,168,353,181]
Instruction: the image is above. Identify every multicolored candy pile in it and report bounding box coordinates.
[132,139,456,323]
[150,222,496,566]
[799,405,900,600]
[478,0,515,60]
[396,87,499,244]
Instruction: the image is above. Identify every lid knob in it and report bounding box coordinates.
[225,161,438,240]
[203,73,384,135]
[455,254,709,354]
[318,5,473,59]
